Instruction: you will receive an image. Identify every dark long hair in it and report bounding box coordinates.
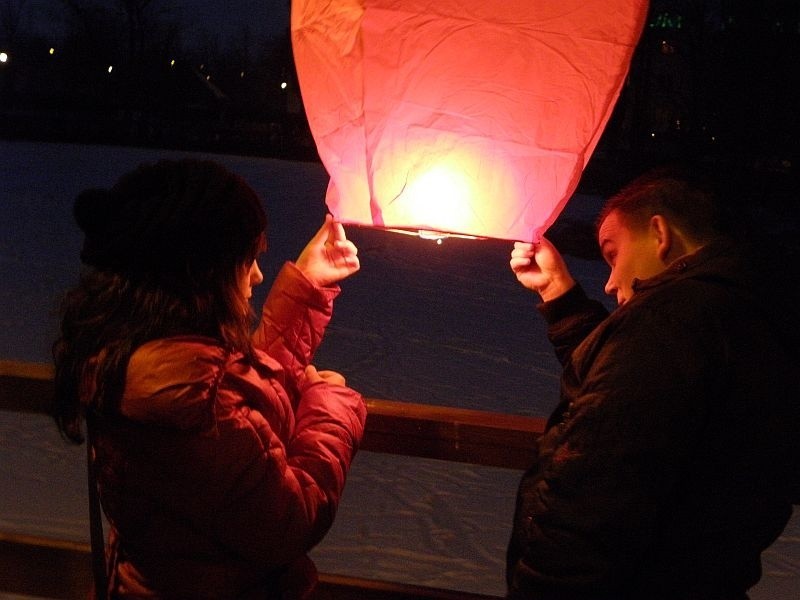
[53,159,266,443]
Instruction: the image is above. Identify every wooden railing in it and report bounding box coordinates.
[0,359,545,599]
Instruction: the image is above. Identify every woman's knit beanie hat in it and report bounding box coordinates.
[74,159,266,280]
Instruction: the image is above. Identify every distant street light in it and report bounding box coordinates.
[108,65,113,73]
[280,82,288,89]
[0,52,8,64]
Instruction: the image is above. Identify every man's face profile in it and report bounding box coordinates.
[598,210,665,306]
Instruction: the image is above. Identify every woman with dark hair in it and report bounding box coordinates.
[52,159,366,599]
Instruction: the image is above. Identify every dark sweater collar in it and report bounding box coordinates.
[632,239,734,294]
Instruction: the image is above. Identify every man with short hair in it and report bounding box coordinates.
[505,168,800,600]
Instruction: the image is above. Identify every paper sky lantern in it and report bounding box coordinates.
[291,0,649,241]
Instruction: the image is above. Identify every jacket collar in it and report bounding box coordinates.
[631,239,735,295]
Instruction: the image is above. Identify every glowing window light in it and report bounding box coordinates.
[292,0,648,241]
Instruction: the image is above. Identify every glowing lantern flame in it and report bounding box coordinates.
[292,0,649,241]
[401,164,473,233]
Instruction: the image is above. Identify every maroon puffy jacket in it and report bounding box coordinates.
[88,263,366,598]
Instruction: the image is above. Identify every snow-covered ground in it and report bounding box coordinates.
[1,140,797,598]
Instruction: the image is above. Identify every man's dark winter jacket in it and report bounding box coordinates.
[507,241,800,600]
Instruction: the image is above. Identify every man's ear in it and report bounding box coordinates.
[649,215,673,262]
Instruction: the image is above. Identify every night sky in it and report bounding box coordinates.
[19,0,291,48]
[174,0,290,43]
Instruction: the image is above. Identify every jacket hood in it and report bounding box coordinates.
[121,336,229,431]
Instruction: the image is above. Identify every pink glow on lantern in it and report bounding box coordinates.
[292,0,649,241]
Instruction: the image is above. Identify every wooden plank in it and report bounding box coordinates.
[364,398,544,469]
[0,371,53,413]
[0,359,544,469]
[0,534,92,599]
[0,359,54,380]
[0,360,55,413]
[317,573,501,599]
[0,535,501,600]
